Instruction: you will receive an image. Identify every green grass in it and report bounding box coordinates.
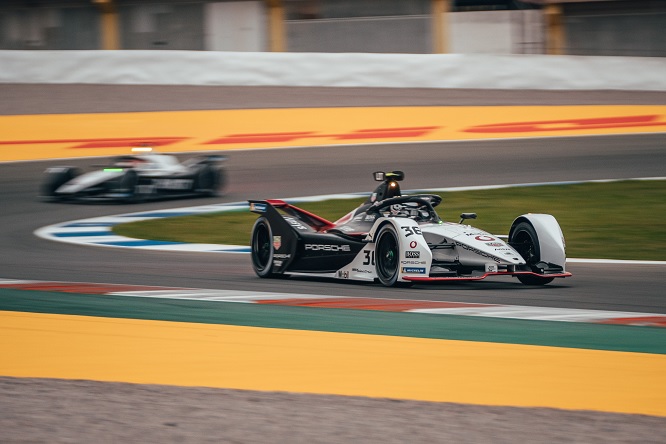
[114,180,666,261]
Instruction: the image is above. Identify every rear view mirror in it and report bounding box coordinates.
[459,213,478,224]
[373,171,385,181]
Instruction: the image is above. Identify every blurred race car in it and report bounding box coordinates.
[249,171,572,286]
[40,147,227,202]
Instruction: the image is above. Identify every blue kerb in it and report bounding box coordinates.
[63,222,116,228]
[54,231,113,237]
[97,240,185,246]
[122,212,197,218]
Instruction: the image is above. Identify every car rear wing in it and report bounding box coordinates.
[249,199,335,232]
[182,155,228,167]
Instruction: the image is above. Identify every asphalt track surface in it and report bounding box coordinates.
[1,86,666,313]
[2,85,666,442]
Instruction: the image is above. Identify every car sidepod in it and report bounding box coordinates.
[249,200,365,277]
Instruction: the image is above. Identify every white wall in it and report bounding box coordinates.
[1,50,665,91]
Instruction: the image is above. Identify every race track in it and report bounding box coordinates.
[1,85,665,442]
[2,133,665,313]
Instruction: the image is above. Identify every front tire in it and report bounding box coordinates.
[375,224,401,287]
[510,222,554,285]
[40,167,80,199]
[250,217,278,278]
[118,170,141,203]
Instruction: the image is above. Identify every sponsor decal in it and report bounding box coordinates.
[486,242,504,247]
[337,270,349,279]
[17,116,664,154]
[364,214,376,222]
[401,260,426,265]
[250,202,266,212]
[405,251,420,258]
[363,250,375,266]
[136,184,156,195]
[454,241,502,263]
[284,216,308,231]
[485,264,498,273]
[274,253,291,259]
[474,235,495,242]
[464,115,665,134]
[401,267,426,274]
[352,268,372,274]
[401,226,422,237]
[273,260,283,267]
[409,241,417,249]
[153,178,193,190]
[273,236,281,250]
[305,244,351,252]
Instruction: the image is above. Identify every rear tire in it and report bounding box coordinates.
[195,165,218,196]
[375,224,401,287]
[510,222,554,285]
[250,217,278,278]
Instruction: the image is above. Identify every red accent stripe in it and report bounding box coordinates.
[596,316,666,327]
[405,271,572,282]
[284,204,335,231]
[0,137,186,148]
[206,132,315,144]
[0,282,179,294]
[266,199,288,206]
[204,127,439,144]
[465,115,666,133]
[332,127,439,140]
[257,297,495,312]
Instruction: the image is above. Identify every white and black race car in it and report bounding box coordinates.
[249,171,571,286]
[40,147,227,202]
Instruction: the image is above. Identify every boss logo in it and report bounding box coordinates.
[405,251,420,258]
[305,244,351,252]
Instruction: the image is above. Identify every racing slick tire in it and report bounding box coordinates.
[194,165,219,197]
[118,169,141,203]
[250,217,279,278]
[375,224,402,287]
[510,222,555,285]
[40,167,80,200]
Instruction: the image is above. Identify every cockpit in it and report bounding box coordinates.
[112,153,181,171]
[329,171,442,236]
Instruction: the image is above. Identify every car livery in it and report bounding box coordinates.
[249,171,571,286]
[40,147,227,203]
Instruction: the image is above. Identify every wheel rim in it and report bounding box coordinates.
[252,223,271,271]
[377,229,399,280]
[514,229,537,266]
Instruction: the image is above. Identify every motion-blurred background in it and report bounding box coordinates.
[1,0,664,57]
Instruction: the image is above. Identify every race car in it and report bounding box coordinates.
[40,147,227,202]
[249,171,572,286]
